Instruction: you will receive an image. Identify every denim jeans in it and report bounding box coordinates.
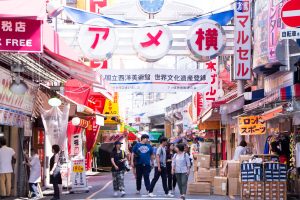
[29,183,39,197]
[149,167,168,194]
[136,164,151,191]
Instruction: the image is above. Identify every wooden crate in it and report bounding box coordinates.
[241,182,264,200]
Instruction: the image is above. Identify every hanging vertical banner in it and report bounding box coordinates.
[233,0,252,80]
[85,117,100,170]
[203,57,219,107]
[268,0,287,62]
[41,105,70,152]
[192,92,203,123]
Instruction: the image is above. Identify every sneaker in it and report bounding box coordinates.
[120,191,126,197]
[148,193,156,197]
[166,192,174,197]
[113,191,118,197]
[136,190,140,194]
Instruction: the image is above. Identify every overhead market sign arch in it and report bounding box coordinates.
[77,19,226,62]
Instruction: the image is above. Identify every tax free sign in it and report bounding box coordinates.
[0,18,42,53]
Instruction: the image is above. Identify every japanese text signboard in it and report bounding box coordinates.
[238,116,266,135]
[233,0,252,80]
[78,18,117,60]
[133,22,172,62]
[187,19,226,62]
[203,57,219,107]
[71,158,87,188]
[98,69,211,92]
[0,18,42,52]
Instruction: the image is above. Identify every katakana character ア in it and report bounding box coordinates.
[206,87,216,96]
[237,47,249,60]
[237,16,249,28]
[236,1,244,12]
[15,21,26,32]
[211,74,217,84]
[205,28,218,50]
[206,61,217,72]
[88,27,110,49]
[140,30,163,48]
[195,28,205,50]
[237,31,249,44]
[237,63,249,77]
[1,21,13,32]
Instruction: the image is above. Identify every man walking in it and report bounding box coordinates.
[131,134,153,194]
[0,137,15,199]
[148,137,173,197]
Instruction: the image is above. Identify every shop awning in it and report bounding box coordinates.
[0,0,45,19]
[42,24,113,101]
[260,105,284,121]
[149,132,163,142]
[244,84,300,112]
[128,132,137,141]
[201,109,221,123]
[220,95,245,115]
[125,125,138,133]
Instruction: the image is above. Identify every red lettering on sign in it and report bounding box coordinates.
[140,30,163,48]
[88,27,110,49]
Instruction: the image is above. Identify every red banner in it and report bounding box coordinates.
[85,117,100,170]
[0,18,42,52]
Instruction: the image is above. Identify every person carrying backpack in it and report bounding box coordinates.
[172,143,191,200]
[148,137,173,197]
[110,141,127,197]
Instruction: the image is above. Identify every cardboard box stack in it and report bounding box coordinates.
[241,181,264,200]
[264,182,287,200]
[264,162,287,182]
[188,154,212,195]
[241,163,263,182]
[226,161,241,196]
[213,176,227,195]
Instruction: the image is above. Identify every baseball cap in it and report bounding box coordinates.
[114,141,123,145]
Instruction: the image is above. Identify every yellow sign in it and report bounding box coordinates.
[103,93,119,115]
[73,165,84,173]
[238,116,266,135]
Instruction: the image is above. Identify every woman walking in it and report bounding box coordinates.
[110,141,126,197]
[172,144,190,200]
[49,145,62,200]
[166,143,176,194]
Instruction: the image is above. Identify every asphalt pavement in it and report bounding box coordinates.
[9,171,239,200]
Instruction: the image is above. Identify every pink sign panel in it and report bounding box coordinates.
[0,18,42,52]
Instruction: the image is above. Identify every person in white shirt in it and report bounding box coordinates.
[233,140,247,161]
[0,137,16,198]
[24,148,41,199]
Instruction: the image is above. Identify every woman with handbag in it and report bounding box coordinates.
[111,141,127,197]
[49,145,62,200]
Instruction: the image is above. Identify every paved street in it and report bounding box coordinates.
[8,170,239,200]
[36,171,237,200]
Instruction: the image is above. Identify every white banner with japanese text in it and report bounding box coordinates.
[233,0,252,80]
[71,158,87,188]
[98,69,211,92]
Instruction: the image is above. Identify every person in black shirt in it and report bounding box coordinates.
[166,142,176,194]
[111,141,127,197]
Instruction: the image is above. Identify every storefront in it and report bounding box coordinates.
[0,67,37,196]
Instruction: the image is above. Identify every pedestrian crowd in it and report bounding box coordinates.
[110,134,193,200]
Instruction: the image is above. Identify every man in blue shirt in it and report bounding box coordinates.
[131,134,154,194]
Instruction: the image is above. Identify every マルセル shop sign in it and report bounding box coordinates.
[0,18,42,52]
